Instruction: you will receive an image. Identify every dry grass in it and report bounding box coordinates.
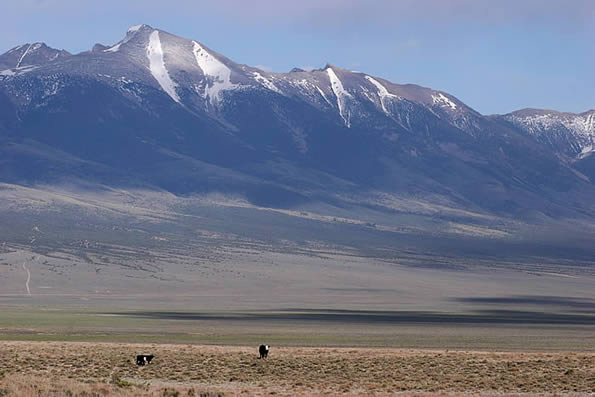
[0,341,593,396]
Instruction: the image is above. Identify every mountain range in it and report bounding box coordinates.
[1,24,594,222]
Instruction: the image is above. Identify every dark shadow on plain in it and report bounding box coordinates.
[108,309,595,325]
[452,295,595,311]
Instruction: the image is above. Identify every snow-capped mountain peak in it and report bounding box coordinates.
[127,24,147,34]
[504,109,595,158]
[0,42,70,70]
[0,25,495,135]
[104,24,150,53]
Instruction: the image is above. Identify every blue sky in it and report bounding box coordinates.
[1,0,593,115]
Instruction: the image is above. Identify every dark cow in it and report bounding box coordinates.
[136,354,154,366]
[259,344,269,359]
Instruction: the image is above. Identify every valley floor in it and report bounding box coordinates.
[1,186,594,395]
[0,341,593,396]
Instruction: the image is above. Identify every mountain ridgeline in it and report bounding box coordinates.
[1,24,594,219]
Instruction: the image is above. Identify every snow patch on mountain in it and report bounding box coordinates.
[16,44,34,68]
[192,41,237,106]
[289,78,314,94]
[579,145,594,159]
[104,43,123,53]
[508,112,594,137]
[432,92,457,110]
[316,86,333,106]
[583,112,594,133]
[7,44,26,53]
[327,67,352,127]
[365,75,398,115]
[42,78,65,98]
[252,71,282,94]
[105,31,136,53]
[128,24,144,33]
[0,65,38,77]
[506,110,595,157]
[105,25,145,53]
[146,30,180,103]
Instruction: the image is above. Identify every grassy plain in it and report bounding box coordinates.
[0,306,593,351]
[0,186,594,395]
[0,341,593,396]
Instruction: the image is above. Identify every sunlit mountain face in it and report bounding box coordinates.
[1,24,594,219]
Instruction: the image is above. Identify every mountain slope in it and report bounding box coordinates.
[0,24,594,220]
[503,109,595,157]
[0,42,70,70]
[500,109,595,181]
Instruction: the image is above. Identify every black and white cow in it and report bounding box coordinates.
[136,354,154,366]
[258,344,269,359]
